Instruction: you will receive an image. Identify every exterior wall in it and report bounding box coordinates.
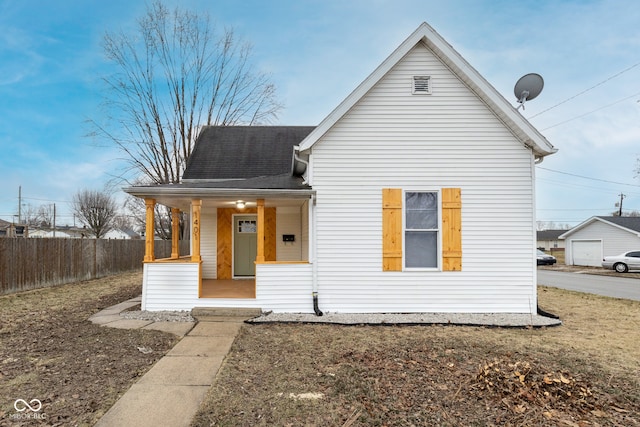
[201,211,217,278]
[276,206,303,261]
[142,262,201,311]
[564,221,640,264]
[255,263,313,312]
[309,42,537,313]
[301,200,310,261]
[142,262,312,312]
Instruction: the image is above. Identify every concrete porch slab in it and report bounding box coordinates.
[191,306,262,318]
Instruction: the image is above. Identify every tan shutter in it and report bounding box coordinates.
[442,188,462,271]
[382,188,403,271]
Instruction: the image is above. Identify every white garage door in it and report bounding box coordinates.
[571,240,602,267]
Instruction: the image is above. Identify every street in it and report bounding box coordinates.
[537,269,640,301]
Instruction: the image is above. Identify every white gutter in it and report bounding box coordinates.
[123,186,315,198]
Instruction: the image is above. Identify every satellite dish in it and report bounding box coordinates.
[514,73,544,110]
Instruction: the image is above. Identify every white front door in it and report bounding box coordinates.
[233,215,257,277]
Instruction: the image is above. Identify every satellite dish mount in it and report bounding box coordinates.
[514,73,544,110]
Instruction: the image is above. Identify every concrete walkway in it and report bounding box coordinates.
[90,299,258,427]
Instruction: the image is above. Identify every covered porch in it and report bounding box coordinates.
[133,190,316,311]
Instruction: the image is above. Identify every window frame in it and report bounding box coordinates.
[403,189,441,271]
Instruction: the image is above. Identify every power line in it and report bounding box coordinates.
[531,60,640,118]
[540,91,640,131]
[536,166,640,187]
[22,196,72,204]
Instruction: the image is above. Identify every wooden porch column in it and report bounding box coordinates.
[144,198,155,262]
[256,199,265,263]
[170,207,180,259]
[191,199,202,262]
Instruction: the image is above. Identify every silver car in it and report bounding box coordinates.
[602,250,640,273]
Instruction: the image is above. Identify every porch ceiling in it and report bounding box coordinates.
[124,189,313,211]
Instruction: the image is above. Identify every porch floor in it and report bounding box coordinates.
[201,279,256,299]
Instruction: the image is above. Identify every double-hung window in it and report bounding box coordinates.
[382,187,460,272]
[405,191,438,268]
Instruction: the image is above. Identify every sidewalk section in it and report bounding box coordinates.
[95,318,245,427]
[88,296,195,337]
[90,301,260,427]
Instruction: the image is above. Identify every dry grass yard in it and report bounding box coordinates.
[192,286,640,426]
[0,271,638,426]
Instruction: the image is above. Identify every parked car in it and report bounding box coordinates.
[602,250,640,273]
[537,249,557,265]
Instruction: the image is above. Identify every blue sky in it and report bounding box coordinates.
[1,0,640,227]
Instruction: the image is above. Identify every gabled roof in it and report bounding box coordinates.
[297,22,556,158]
[559,216,640,239]
[183,126,315,181]
[537,230,565,240]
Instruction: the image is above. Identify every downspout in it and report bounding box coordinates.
[293,148,310,185]
[531,150,559,318]
[310,193,323,316]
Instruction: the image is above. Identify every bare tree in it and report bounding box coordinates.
[90,1,282,186]
[123,194,186,240]
[72,189,118,238]
[22,204,55,228]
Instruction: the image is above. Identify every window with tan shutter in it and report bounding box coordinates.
[382,188,403,271]
[382,187,461,272]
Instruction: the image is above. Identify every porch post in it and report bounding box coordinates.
[171,207,180,259]
[256,199,265,263]
[191,199,202,262]
[144,198,155,262]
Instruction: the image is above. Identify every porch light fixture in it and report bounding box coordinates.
[236,200,246,209]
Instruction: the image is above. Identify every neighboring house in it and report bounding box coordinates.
[0,219,11,237]
[0,219,28,238]
[125,22,556,314]
[103,227,141,240]
[28,229,72,238]
[536,230,566,251]
[559,216,640,266]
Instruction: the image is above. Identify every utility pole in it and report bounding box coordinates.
[53,203,56,238]
[618,193,626,216]
[18,186,22,223]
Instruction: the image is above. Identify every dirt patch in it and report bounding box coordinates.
[192,287,640,426]
[0,271,177,426]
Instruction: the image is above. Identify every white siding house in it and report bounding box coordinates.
[560,216,640,266]
[125,22,556,315]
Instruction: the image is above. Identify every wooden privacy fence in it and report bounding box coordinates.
[0,239,190,295]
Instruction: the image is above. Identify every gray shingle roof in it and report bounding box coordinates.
[537,230,565,240]
[597,216,640,233]
[182,126,315,181]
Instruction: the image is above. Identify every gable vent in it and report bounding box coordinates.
[412,76,431,94]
